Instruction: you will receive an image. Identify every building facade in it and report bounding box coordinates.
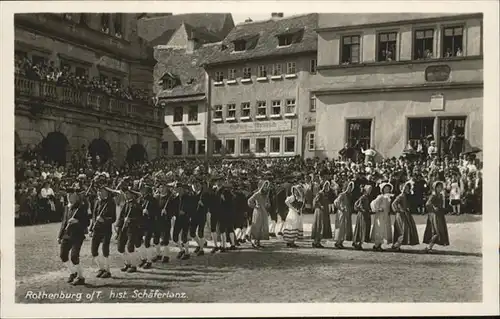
[150,15,235,157]
[15,13,162,165]
[204,13,319,158]
[312,13,483,159]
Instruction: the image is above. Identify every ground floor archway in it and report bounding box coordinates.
[41,132,69,166]
[88,138,113,164]
[126,144,148,165]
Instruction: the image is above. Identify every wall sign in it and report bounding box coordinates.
[430,93,445,111]
[425,65,451,82]
[215,120,293,134]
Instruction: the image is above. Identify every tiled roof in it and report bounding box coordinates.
[154,43,221,98]
[317,13,476,30]
[184,23,221,43]
[137,13,234,44]
[204,13,318,66]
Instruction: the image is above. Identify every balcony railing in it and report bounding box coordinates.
[15,76,159,123]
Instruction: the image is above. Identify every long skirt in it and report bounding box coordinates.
[311,207,333,241]
[352,211,371,243]
[250,208,269,240]
[334,209,353,242]
[422,211,450,246]
[283,210,303,243]
[393,211,420,245]
[370,211,392,245]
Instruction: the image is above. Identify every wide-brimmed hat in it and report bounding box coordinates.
[291,184,305,201]
[379,182,394,193]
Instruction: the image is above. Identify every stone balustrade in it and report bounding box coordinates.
[15,75,158,122]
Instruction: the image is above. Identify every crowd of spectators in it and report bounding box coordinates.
[15,140,483,226]
[15,53,153,105]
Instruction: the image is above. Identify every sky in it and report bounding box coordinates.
[231,13,275,24]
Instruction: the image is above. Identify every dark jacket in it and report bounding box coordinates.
[58,202,89,240]
[91,196,116,231]
[115,199,142,231]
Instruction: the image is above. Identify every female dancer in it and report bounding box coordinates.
[333,181,354,249]
[423,181,450,252]
[283,184,305,248]
[247,180,270,248]
[369,182,394,251]
[352,185,373,250]
[391,181,420,251]
[311,181,333,248]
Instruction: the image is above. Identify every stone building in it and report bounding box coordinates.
[14,13,162,165]
[312,13,483,159]
[204,13,319,158]
[148,14,235,157]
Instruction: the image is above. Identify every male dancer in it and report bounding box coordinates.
[172,183,192,260]
[139,184,160,269]
[189,179,209,256]
[116,187,143,273]
[90,185,116,278]
[156,181,174,263]
[58,185,90,285]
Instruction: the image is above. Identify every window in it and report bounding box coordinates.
[60,60,72,72]
[114,14,123,38]
[285,136,295,153]
[257,101,267,116]
[161,141,168,155]
[285,99,296,114]
[197,140,206,155]
[272,63,282,76]
[270,137,281,153]
[225,139,235,154]
[442,27,463,57]
[347,119,372,149]
[213,140,222,154]
[307,133,315,151]
[215,71,224,82]
[272,100,282,115]
[341,35,361,64]
[240,139,250,154]
[75,67,88,78]
[100,14,110,34]
[79,13,88,26]
[310,96,316,112]
[112,77,122,86]
[214,105,223,120]
[173,141,183,156]
[256,138,266,154]
[241,102,251,117]
[227,104,236,118]
[439,117,466,157]
[162,77,176,90]
[310,59,317,73]
[377,32,397,62]
[258,65,267,77]
[63,13,72,21]
[32,55,47,66]
[414,29,434,60]
[173,106,183,123]
[408,118,434,149]
[243,67,252,79]
[278,35,293,46]
[188,105,198,122]
[228,69,236,80]
[234,40,246,52]
[286,62,296,74]
[186,141,196,155]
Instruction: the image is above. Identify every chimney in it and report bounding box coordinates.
[244,18,253,23]
[271,13,284,18]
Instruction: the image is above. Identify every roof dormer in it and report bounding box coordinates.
[232,34,260,52]
[276,27,305,47]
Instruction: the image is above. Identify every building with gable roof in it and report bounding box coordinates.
[153,17,233,157]
[203,13,319,158]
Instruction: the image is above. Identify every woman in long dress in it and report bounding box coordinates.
[247,180,270,248]
[283,185,305,248]
[391,181,420,251]
[423,181,450,252]
[352,185,373,250]
[311,181,333,248]
[370,182,394,251]
[333,181,354,249]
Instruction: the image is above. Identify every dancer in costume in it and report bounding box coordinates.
[282,184,305,248]
[311,181,333,248]
[352,185,373,250]
[333,181,354,249]
[247,180,271,248]
[391,181,420,251]
[423,181,450,252]
[369,182,393,251]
